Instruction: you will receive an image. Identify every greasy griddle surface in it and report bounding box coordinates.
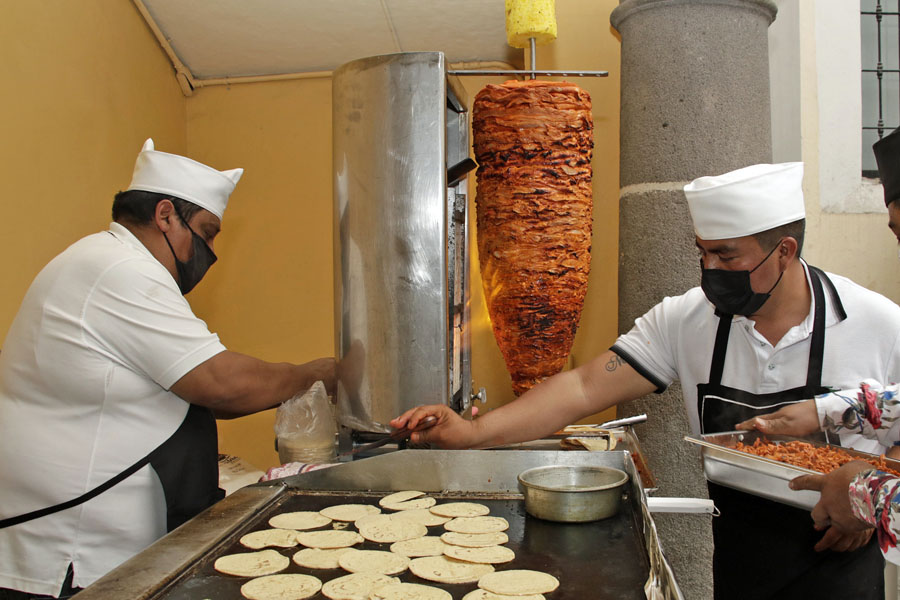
[157,491,649,599]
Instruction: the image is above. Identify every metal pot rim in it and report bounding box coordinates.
[517,465,629,493]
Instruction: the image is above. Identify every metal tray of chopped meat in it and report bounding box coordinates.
[685,431,851,510]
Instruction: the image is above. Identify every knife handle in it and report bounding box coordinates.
[390,415,437,440]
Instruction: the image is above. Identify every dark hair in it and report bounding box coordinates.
[112,189,202,226]
[752,218,805,256]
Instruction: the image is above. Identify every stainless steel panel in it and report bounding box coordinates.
[446,76,471,412]
[333,52,470,432]
[277,448,634,493]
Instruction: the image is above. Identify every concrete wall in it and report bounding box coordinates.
[611,2,778,598]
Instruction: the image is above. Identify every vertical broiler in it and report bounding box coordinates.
[331,1,611,449]
[332,52,477,447]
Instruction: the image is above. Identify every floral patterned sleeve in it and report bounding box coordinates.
[816,379,900,447]
[850,469,900,562]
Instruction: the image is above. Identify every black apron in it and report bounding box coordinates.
[0,403,223,533]
[698,266,884,600]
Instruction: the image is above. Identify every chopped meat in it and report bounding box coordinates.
[472,80,593,395]
[734,438,900,477]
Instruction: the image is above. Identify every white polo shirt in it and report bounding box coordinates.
[0,222,226,595]
[611,263,900,454]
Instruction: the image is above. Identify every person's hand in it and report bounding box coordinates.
[390,404,479,449]
[735,399,819,437]
[790,460,875,552]
[811,526,873,553]
[304,357,337,395]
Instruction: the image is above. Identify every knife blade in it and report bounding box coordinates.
[337,416,437,458]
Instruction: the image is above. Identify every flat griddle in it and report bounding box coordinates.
[76,450,683,600]
[156,491,648,600]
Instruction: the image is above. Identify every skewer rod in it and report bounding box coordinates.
[529,37,537,80]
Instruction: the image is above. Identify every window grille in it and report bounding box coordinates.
[862,0,900,177]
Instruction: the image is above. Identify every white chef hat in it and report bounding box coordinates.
[126,138,243,220]
[683,162,805,240]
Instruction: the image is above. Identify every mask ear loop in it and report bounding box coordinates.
[168,202,212,261]
[750,238,786,295]
[749,238,784,274]
[158,201,191,290]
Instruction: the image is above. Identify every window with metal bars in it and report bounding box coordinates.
[862,0,900,177]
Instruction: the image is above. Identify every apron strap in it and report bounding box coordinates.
[805,266,828,389]
[809,264,846,321]
[0,453,152,530]
[707,310,733,386]
[0,404,221,532]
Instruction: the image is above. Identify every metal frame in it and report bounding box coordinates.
[449,38,608,78]
[862,0,900,175]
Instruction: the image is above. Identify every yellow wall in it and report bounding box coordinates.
[185,78,338,469]
[0,2,186,338]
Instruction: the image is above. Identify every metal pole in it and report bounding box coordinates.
[529,37,537,80]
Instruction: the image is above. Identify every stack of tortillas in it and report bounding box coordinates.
[210,490,561,599]
[560,435,617,451]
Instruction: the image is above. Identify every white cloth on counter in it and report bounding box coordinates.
[611,261,900,456]
[218,454,266,496]
[260,462,338,482]
[0,222,225,595]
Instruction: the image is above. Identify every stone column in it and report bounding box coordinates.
[610,1,777,599]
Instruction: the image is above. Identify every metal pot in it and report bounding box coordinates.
[517,465,629,522]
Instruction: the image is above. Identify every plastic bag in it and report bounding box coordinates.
[274,381,337,465]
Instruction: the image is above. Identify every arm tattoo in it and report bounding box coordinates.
[605,355,625,373]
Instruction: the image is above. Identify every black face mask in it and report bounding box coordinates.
[162,209,217,295]
[700,239,784,316]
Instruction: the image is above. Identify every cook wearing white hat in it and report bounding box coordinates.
[392,158,900,598]
[676,162,890,596]
[727,132,900,571]
[0,138,335,597]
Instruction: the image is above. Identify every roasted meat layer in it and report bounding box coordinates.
[473,80,593,395]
